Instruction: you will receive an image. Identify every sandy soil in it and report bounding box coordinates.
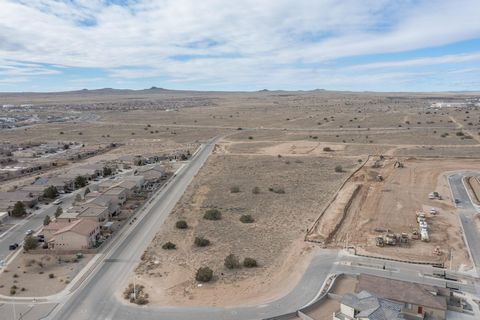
[0,252,93,297]
[134,153,356,306]
[307,157,478,269]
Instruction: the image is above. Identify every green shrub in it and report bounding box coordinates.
[204,209,221,220]
[162,242,176,250]
[49,273,55,279]
[194,237,210,247]
[23,236,38,251]
[224,254,240,269]
[195,267,213,282]
[175,220,188,229]
[230,186,240,193]
[240,215,254,223]
[323,147,332,152]
[243,257,258,268]
[335,165,343,173]
[252,186,260,194]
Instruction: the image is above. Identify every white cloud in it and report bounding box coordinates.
[0,0,479,90]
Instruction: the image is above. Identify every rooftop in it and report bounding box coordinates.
[53,218,99,236]
[357,274,448,311]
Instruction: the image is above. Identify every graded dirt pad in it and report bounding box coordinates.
[307,157,478,269]
[0,252,93,297]
[466,176,480,205]
[134,153,356,306]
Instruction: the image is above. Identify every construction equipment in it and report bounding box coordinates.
[394,160,404,168]
[376,236,385,247]
[385,233,397,245]
[433,247,442,256]
[400,233,409,244]
[411,230,420,240]
[416,211,426,223]
[421,229,429,242]
[376,175,383,182]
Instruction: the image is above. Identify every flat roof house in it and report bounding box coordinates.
[334,290,405,320]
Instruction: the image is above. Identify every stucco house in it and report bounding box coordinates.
[44,218,99,250]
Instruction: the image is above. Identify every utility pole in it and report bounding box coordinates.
[133,276,136,301]
[449,249,453,270]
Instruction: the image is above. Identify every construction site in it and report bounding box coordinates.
[306,156,480,269]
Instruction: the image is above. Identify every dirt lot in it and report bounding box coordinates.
[2,89,480,307]
[302,274,358,319]
[307,157,479,270]
[0,252,93,297]
[134,153,356,306]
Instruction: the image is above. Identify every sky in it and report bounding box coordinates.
[0,0,480,92]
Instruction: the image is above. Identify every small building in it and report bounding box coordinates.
[45,218,100,250]
[46,176,75,192]
[20,184,48,198]
[97,180,118,193]
[123,175,145,189]
[356,274,449,320]
[334,290,404,320]
[89,195,119,216]
[103,186,127,206]
[57,204,109,223]
[136,164,166,185]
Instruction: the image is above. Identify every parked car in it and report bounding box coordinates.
[9,243,19,250]
[53,199,63,205]
[25,229,33,236]
[455,198,460,204]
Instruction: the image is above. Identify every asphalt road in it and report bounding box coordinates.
[448,172,480,271]
[47,139,218,320]
[3,151,480,320]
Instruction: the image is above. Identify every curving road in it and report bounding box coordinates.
[448,172,480,272]
[3,153,480,320]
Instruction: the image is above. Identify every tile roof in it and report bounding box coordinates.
[53,218,98,236]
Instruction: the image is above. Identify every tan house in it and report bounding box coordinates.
[44,218,99,250]
[124,175,145,189]
[57,204,109,223]
[356,274,449,320]
[135,164,166,184]
[103,186,127,206]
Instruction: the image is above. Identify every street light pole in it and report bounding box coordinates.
[12,299,16,320]
[133,276,136,301]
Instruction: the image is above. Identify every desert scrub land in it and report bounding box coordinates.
[134,153,356,306]
[0,253,93,297]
